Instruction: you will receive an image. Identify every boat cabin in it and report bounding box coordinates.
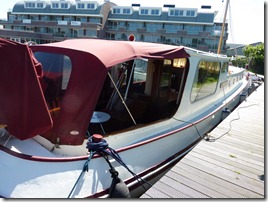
[27,39,191,145]
[0,38,245,147]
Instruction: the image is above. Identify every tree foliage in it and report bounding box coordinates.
[231,57,248,68]
[242,43,264,75]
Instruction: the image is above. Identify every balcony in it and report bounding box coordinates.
[157,29,166,34]
[118,27,126,31]
[198,31,210,37]
[1,19,101,29]
[137,28,146,33]
[0,29,54,39]
[177,30,187,36]
[71,21,81,26]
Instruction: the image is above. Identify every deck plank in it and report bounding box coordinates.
[140,83,264,198]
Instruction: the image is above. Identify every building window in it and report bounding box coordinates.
[123,8,131,14]
[37,3,44,8]
[139,8,161,15]
[87,3,95,9]
[77,3,85,9]
[112,7,132,14]
[151,9,160,15]
[140,9,149,15]
[61,3,69,9]
[169,9,184,17]
[113,8,120,14]
[25,2,35,8]
[52,3,59,9]
[191,60,220,102]
[186,10,196,17]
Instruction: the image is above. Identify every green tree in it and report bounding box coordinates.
[231,57,248,68]
[243,43,264,75]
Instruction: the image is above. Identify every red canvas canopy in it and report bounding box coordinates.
[9,39,189,145]
[0,38,52,140]
[39,39,190,68]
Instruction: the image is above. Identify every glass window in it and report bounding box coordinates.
[87,3,95,9]
[34,52,72,109]
[89,17,101,23]
[25,2,35,8]
[221,62,229,73]
[186,10,195,17]
[170,9,184,16]
[77,3,85,9]
[151,9,160,15]
[140,9,149,15]
[123,8,131,14]
[52,3,59,9]
[61,3,68,9]
[113,8,120,14]
[165,24,183,33]
[147,23,162,32]
[191,60,220,102]
[133,59,147,82]
[127,22,139,31]
[37,3,44,8]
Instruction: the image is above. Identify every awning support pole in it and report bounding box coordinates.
[108,72,137,125]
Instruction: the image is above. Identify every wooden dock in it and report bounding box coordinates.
[141,83,264,198]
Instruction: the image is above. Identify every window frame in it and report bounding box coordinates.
[190,60,220,102]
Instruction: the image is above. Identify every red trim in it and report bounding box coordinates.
[0,86,244,162]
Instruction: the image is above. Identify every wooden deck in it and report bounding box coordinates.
[141,83,265,198]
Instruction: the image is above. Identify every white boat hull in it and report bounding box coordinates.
[0,77,250,198]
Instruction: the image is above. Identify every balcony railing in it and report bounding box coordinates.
[0,19,101,28]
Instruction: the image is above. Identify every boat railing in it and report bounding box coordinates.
[184,46,228,58]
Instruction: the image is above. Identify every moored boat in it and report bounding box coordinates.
[0,37,252,198]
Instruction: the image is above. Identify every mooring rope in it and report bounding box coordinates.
[86,135,152,190]
[68,151,96,198]
[68,134,152,198]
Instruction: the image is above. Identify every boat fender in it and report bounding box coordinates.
[108,167,131,198]
[221,107,230,120]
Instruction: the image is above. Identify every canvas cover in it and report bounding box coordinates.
[30,39,190,145]
[0,38,52,140]
[2,38,189,144]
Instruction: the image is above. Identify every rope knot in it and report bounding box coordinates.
[109,167,119,178]
[86,134,108,153]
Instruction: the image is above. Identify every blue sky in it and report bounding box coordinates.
[0,0,265,45]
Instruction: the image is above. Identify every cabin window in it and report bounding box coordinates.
[221,62,228,73]
[191,60,220,102]
[91,57,189,134]
[34,52,72,110]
